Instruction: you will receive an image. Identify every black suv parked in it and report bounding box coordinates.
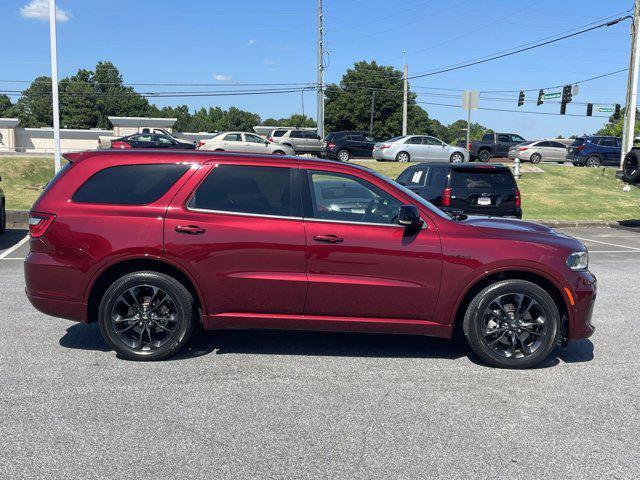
[396,162,522,218]
[323,131,376,161]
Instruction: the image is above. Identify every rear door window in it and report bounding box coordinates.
[189,165,295,217]
[72,164,190,205]
[303,131,320,139]
[497,134,510,142]
[290,131,304,139]
[427,167,450,189]
[599,138,616,147]
[397,168,428,186]
[450,169,515,190]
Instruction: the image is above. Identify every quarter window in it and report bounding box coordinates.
[304,171,402,225]
[72,164,190,205]
[189,165,294,217]
[223,133,242,142]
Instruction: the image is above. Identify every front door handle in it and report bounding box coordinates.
[313,234,343,243]
[175,225,206,235]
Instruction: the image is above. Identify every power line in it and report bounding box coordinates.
[416,101,611,118]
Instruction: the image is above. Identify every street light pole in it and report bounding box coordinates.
[369,89,376,135]
[316,0,324,138]
[402,59,408,136]
[621,0,640,168]
[49,0,61,172]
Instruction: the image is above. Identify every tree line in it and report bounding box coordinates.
[0,60,497,142]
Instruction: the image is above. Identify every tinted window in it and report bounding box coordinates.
[272,130,287,137]
[536,141,551,147]
[156,135,174,145]
[397,168,427,186]
[73,164,189,205]
[350,133,365,141]
[482,133,494,142]
[428,167,450,189]
[497,134,510,142]
[450,169,515,190]
[511,135,525,143]
[615,138,622,148]
[405,136,424,145]
[424,137,442,146]
[550,141,567,149]
[245,133,265,143]
[290,130,304,138]
[303,131,320,139]
[190,165,293,217]
[305,171,402,225]
[599,138,616,147]
[571,138,585,146]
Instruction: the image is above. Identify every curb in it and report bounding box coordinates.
[7,210,29,229]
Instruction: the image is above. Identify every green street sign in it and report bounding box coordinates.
[595,106,614,113]
[543,92,561,100]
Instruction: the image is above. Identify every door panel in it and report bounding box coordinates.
[302,169,442,321]
[164,164,307,319]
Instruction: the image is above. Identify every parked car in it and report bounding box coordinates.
[396,162,521,218]
[26,150,595,369]
[111,132,196,150]
[323,131,376,161]
[566,136,621,167]
[372,135,468,163]
[507,139,569,164]
[196,132,294,155]
[460,133,526,162]
[268,129,323,155]
[0,175,5,235]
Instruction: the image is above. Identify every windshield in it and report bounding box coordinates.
[366,168,451,220]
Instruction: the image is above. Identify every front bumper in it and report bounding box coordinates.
[566,270,597,340]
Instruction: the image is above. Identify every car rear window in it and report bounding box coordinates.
[72,164,190,205]
[427,167,450,189]
[571,138,585,146]
[450,169,515,190]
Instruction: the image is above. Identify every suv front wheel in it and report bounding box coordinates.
[463,279,559,369]
[98,271,196,360]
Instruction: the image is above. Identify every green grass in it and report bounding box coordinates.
[352,161,640,222]
[1,156,638,221]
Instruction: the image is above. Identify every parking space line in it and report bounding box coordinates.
[573,236,640,252]
[0,235,30,260]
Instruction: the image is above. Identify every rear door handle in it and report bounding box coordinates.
[313,234,343,243]
[175,225,206,235]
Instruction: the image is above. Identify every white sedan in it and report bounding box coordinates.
[372,135,468,163]
[197,132,295,155]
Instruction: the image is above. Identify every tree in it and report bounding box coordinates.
[445,120,493,143]
[0,94,18,118]
[16,76,53,127]
[597,107,640,137]
[223,107,261,131]
[59,69,98,128]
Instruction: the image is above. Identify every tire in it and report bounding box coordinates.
[530,153,542,164]
[450,152,465,163]
[463,279,559,369]
[98,271,196,361]
[337,149,351,162]
[396,151,410,163]
[585,156,601,168]
[0,200,5,235]
[273,150,285,155]
[214,149,225,152]
[478,150,491,163]
[622,150,640,183]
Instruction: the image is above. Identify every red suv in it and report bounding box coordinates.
[25,150,596,368]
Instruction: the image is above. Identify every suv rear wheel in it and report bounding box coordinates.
[463,279,559,369]
[98,271,196,361]
[586,156,601,168]
[622,150,640,183]
[478,150,491,162]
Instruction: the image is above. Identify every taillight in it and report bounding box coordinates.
[518,147,528,151]
[515,188,521,208]
[380,144,391,150]
[442,187,452,207]
[328,143,336,149]
[467,142,472,150]
[575,145,585,151]
[196,141,205,148]
[29,212,56,238]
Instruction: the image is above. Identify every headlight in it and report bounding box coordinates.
[567,251,589,270]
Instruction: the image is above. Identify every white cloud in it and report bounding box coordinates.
[20,0,70,22]
[246,39,256,46]
[213,74,233,81]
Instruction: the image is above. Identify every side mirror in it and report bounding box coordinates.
[397,205,423,228]
[264,141,269,146]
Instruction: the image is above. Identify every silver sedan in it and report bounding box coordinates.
[372,135,468,163]
[197,132,295,155]
[508,139,569,163]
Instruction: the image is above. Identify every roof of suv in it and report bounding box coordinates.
[402,162,508,170]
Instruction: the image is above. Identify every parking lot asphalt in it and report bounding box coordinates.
[1,226,638,479]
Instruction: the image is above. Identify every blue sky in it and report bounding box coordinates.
[0,0,634,138]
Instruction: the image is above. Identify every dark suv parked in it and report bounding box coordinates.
[566,136,621,167]
[323,131,376,161]
[396,162,521,218]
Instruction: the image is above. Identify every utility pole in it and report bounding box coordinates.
[621,0,640,168]
[49,0,61,172]
[316,0,324,138]
[402,56,408,136]
[466,91,472,150]
[369,89,376,135]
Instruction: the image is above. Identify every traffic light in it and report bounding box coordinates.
[562,85,573,104]
[586,103,593,116]
[518,91,525,107]
[560,103,566,115]
[614,103,621,118]
[537,89,544,106]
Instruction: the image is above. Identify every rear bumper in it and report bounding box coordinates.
[372,150,393,161]
[26,291,87,323]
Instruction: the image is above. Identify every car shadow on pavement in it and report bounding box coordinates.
[0,229,28,250]
[59,323,595,367]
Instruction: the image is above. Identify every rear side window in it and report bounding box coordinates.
[450,169,515,190]
[72,164,189,205]
[272,130,287,138]
[189,165,294,217]
[427,167,450,189]
[482,133,493,142]
[397,168,427,186]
